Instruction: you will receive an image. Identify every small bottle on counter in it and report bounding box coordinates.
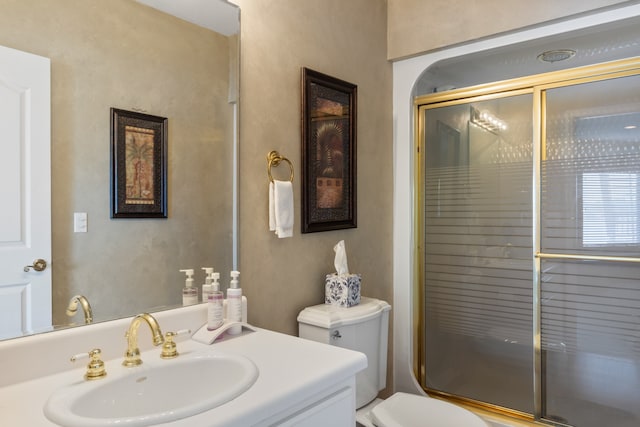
[201,267,214,303]
[207,272,224,330]
[226,270,242,335]
[180,269,198,306]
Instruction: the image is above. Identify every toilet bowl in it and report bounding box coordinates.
[298,297,489,427]
[358,393,489,427]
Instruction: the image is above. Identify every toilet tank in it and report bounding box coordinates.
[297,297,391,408]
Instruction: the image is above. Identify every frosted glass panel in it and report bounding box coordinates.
[541,259,640,427]
[541,75,640,426]
[422,94,534,413]
[542,75,640,255]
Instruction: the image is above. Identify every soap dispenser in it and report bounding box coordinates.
[201,267,214,303]
[180,269,198,306]
[226,270,242,335]
[207,272,224,330]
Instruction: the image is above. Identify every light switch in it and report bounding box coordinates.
[74,212,87,233]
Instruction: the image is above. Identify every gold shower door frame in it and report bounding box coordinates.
[413,57,640,423]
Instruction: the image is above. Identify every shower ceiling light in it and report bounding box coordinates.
[470,107,506,134]
[537,49,576,63]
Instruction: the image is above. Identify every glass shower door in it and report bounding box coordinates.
[540,74,640,427]
[419,58,640,427]
[421,93,534,414]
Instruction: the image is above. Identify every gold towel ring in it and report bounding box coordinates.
[267,150,294,183]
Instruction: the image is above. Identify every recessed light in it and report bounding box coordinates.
[537,49,576,63]
[624,125,637,130]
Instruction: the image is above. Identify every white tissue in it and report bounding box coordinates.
[333,240,349,275]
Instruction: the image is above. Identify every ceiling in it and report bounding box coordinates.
[417,15,640,95]
[135,0,239,35]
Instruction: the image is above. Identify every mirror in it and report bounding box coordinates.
[0,0,239,339]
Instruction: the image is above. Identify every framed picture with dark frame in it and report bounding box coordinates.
[110,108,168,218]
[301,68,357,233]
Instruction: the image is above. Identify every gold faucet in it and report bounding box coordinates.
[122,313,164,367]
[160,329,191,359]
[71,348,107,380]
[66,295,93,324]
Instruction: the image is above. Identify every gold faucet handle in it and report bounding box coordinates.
[71,348,107,380]
[160,329,191,359]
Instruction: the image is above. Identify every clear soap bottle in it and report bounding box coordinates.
[207,272,224,330]
[201,267,214,303]
[180,269,198,306]
[226,270,242,335]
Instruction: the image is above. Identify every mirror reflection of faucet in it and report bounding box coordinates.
[65,295,93,324]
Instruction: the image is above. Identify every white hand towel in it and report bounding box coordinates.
[269,180,294,238]
[269,182,277,232]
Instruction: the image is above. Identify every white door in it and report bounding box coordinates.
[0,45,51,340]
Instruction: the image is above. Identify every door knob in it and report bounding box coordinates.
[24,259,47,272]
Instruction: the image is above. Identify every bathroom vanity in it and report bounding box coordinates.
[0,305,367,426]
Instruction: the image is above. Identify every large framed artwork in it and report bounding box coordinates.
[110,108,168,218]
[301,68,357,233]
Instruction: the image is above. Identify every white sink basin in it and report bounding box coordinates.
[44,351,259,427]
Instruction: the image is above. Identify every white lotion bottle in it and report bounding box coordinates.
[201,267,214,303]
[207,272,224,330]
[226,270,242,335]
[180,269,198,306]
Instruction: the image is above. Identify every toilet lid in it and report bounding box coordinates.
[371,393,489,427]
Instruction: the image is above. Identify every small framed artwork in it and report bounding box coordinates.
[301,68,357,233]
[110,108,168,218]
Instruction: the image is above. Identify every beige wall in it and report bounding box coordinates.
[235,0,393,347]
[0,0,234,326]
[387,0,631,59]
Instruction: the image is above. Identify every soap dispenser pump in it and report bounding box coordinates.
[180,269,198,306]
[201,267,214,303]
[226,270,242,335]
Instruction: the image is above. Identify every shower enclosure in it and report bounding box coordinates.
[416,60,640,426]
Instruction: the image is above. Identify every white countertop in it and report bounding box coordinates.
[0,306,367,426]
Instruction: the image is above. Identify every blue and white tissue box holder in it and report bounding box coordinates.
[325,273,361,307]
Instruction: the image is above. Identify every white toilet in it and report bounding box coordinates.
[297,297,489,427]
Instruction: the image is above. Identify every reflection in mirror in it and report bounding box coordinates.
[0,0,239,340]
[65,295,94,325]
[468,107,502,167]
